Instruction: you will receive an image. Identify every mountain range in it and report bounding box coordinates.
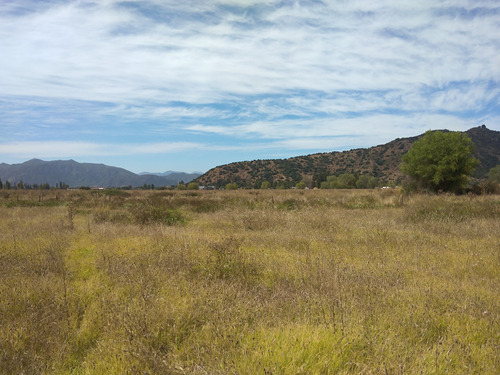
[0,159,201,188]
[1,125,498,189]
[195,125,500,188]
[139,170,202,178]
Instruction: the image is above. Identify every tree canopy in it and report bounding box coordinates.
[400,130,478,193]
[488,165,500,183]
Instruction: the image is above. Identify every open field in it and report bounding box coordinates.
[0,189,499,374]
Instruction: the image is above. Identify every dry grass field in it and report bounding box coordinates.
[0,188,499,374]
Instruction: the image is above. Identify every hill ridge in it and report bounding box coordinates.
[195,125,500,188]
[0,159,201,188]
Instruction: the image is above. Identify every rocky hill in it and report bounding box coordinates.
[0,159,200,188]
[196,125,500,188]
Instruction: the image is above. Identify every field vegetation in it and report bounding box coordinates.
[1,189,499,374]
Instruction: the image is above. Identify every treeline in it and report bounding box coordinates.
[0,179,70,190]
[0,174,388,191]
[316,173,380,189]
[188,173,387,190]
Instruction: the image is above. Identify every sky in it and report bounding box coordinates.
[1,0,499,174]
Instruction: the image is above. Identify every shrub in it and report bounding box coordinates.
[102,189,131,197]
[341,195,377,209]
[207,237,261,282]
[277,198,299,210]
[488,165,500,183]
[405,196,500,223]
[132,204,184,225]
[295,181,306,189]
[468,180,500,195]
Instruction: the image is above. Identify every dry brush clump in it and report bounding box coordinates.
[0,189,499,374]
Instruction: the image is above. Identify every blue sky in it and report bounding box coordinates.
[1,0,499,173]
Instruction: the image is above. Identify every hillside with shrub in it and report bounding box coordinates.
[196,125,499,188]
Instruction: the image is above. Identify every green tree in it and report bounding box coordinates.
[356,175,369,189]
[261,181,270,189]
[0,178,3,189]
[326,175,338,189]
[356,175,379,189]
[488,165,500,183]
[295,181,306,189]
[5,180,11,190]
[225,182,238,190]
[187,182,199,190]
[320,181,330,189]
[337,174,356,189]
[176,183,186,190]
[368,176,378,189]
[400,130,478,193]
[312,172,328,188]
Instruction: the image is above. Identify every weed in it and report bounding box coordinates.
[0,189,498,374]
[131,204,184,225]
[340,194,378,209]
[276,198,300,210]
[405,195,500,223]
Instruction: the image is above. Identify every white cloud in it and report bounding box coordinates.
[2,0,498,104]
[429,84,500,112]
[0,141,106,158]
[0,0,498,170]
[0,141,202,158]
[188,112,478,143]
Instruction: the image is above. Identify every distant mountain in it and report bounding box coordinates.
[139,170,202,181]
[195,125,500,188]
[2,126,497,189]
[139,171,176,176]
[166,172,202,183]
[0,159,200,188]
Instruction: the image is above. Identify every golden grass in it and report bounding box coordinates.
[0,189,499,374]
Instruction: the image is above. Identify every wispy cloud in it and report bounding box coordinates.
[0,140,202,159]
[187,112,478,143]
[3,1,499,102]
[0,0,499,171]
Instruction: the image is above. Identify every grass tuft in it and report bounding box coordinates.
[0,189,498,374]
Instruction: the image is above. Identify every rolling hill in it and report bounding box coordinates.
[195,125,500,188]
[2,126,497,189]
[0,159,200,188]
